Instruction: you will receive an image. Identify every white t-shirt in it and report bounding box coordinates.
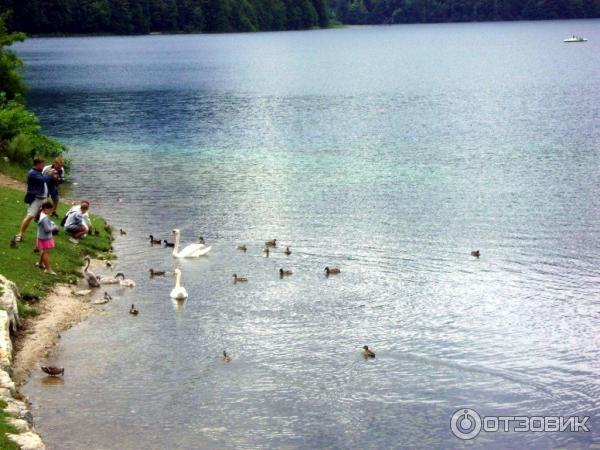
[65,205,91,229]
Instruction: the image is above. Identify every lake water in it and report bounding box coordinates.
[15,20,600,449]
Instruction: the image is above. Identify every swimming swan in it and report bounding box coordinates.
[83,256,100,288]
[171,229,211,258]
[116,272,136,287]
[170,268,188,299]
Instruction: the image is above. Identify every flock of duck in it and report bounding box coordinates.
[42,227,482,376]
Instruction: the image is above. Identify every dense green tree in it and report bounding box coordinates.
[1,0,599,34]
[0,14,65,163]
[0,13,25,101]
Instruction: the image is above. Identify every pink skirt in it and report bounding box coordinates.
[36,238,55,250]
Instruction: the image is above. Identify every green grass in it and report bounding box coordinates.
[0,184,114,301]
[0,399,20,450]
[0,160,28,181]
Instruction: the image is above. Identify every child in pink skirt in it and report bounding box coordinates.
[37,201,58,275]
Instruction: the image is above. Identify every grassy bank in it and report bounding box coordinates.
[0,400,18,450]
[0,184,114,302]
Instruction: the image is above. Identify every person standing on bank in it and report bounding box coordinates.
[15,157,55,243]
[43,157,65,218]
[36,201,58,275]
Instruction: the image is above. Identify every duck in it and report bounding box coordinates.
[149,235,162,245]
[105,261,113,268]
[324,266,341,275]
[129,304,139,315]
[284,246,291,255]
[103,291,112,301]
[221,350,231,363]
[170,268,188,299]
[279,268,293,277]
[362,345,376,358]
[232,274,248,283]
[83,256,100,288]
[265,239,277,247]
[119,228,127,236]
[41,366,64,376]
[115,272,136,287]
[236,244,247,252]
[103,223,114,234]
[149,269,166,277]
[470,250,480,258]
[198,236,205,245]
[9,236,16,248]
[171,229,211,258]
[163,239,175,248]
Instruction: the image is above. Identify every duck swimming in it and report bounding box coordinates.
[221,350,231,363]
[236,244,247,252]
[279,268,293,277]
[149,235,162,245]
[470,250,480,258]
[149,269,166,277]
[324,266,341,275]
[265,239,277,247]
[129,304,139,315]
[284,246,291,255]
[41,366,64,376]
[362,345,376,358]
[232,274,248,283]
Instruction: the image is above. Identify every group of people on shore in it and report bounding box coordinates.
[13,156,93,275]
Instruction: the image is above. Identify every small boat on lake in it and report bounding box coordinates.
[563,35,587,43]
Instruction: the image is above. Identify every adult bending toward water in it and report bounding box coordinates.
[63,200,91,241]
[15,157,55,242]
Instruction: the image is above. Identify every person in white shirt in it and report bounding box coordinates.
[63,200,91,240]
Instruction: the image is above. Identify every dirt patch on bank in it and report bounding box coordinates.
[12,285,96,384]
[0,172,25,190]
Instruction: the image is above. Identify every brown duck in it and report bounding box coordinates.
[362,345,376,358]
[41,366,64,376]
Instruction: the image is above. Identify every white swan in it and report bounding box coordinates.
[116,272,136,288]
[97,275,120,284]
[170,268,188,299]
[171,229,211,258]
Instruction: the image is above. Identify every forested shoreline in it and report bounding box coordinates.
[331,0,600,25]
[0,0,598,36]
[0,0,329,34]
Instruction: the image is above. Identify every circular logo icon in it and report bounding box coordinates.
[450,408,482,440]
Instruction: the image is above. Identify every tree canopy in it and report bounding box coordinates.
[330,0,600,24]
[0,0,330,34]
[0,14,64,165]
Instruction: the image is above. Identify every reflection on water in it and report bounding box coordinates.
[15,20,600,449]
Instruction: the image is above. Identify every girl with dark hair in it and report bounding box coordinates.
[36,201,58,275]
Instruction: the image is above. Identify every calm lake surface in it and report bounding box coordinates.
[15,20,600,449]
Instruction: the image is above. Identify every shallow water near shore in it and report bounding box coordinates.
[14,20,600,448]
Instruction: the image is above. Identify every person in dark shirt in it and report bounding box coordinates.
[15,157,55,243]
[42,157,65,218]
